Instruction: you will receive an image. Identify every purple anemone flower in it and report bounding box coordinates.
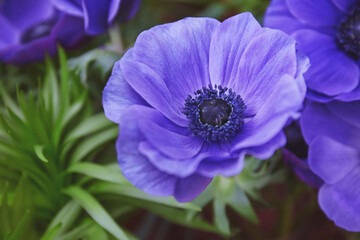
[51,0,141,35]
[301,101,360,231]
[0,0,86,64]
[103,13,308,202]
[265,0,360,102]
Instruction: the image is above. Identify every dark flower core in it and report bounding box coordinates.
[183,85,246,142]
[21,18,57,44]
[337,8,360,58]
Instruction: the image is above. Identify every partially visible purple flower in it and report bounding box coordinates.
[0,0,86,64]
[301,101,360,231]
[103,13,308,202]
[51,0,141,35]
[265,0,360,102]
[283,122,323,188]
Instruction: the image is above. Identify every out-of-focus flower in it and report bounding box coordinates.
[0,0,86,64]
[283,122,323,188]
[301,101,360,231]
[51,0,141,35]
[103,13,307,202]
[265,0,360,102]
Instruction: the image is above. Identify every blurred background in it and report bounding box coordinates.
[1,0,359,239]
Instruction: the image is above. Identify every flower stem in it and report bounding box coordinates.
[109,24,124,54]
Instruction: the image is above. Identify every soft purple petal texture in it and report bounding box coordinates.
[121,60,188,126]
[174,174,212,202]
[332,0,359,12]
[286,0,342,27]
[232,74,302,151]
[283,149,324,188]
[301,103,360,149]
[232,29,297,115]
[0,15,19,44]
[82,0,111,34]
[327,101,360,128]
[102,49,148,124]
[139,141,233,178]
[293,29,359,96]
[108,0,121,23]
[117,105,210,201]
[138,118,203,159]
[53,15,86,48]
[0,0,54,30]
[132,17,220,112]
[294,51,310,100]
[3,36,57,64]
[245,132,286,159]
[51,0,83,17]
[309,136,359,185]
[197,153,245,177]
[264,0,306,34]
[335,83,360,102]
[319,167,360,232]
[209,12,262,87]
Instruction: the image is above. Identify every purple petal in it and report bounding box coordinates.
[293,29,359,96]
[286,0,343,27]
[108,0,121,23]
[327,101,360,128]
[283,149,324,188]
[196,153,245,177]
[309,136,359,184]
[332,0,359,12]
[51,0,83,17]
[0,0,54,30]
[264,0,306,34]
[121,60,188,127]
[319,167,360,232]
[102,50,147,124]
[132,17,220,110]
[0,15,19,44]
[232,74,302,152]
[139,141,233,178]
[301,103,360,149]
[117,105,211,201]
[114,0,141,23]
[233,29,298,115]
[53,15,86,48]
[82,0,111,35]
[209,12,262,87]
[174,174,212,202]
[245,132,286,159]
[138,118,203,159]
[3,35,57,64]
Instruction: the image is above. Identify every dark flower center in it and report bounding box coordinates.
[21,18,57,44]
[183,85,246,142]
[337,8,360,58]
[199,99,231,126]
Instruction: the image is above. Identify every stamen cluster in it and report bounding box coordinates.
[183,85,246,142]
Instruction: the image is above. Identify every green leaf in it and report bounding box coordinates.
[67,162,127,184]
[63,186,129,240]
[40,223,62,240]
[69,126,118,164]
[89,182,200,211]
[44,200,81,237]
[34,145,49,163]
[213,199,230,235]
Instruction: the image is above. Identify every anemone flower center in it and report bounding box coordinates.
[337,8,360,58]
[21,18,57,44]
[199,99,231,126]
[183,85,246,142]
